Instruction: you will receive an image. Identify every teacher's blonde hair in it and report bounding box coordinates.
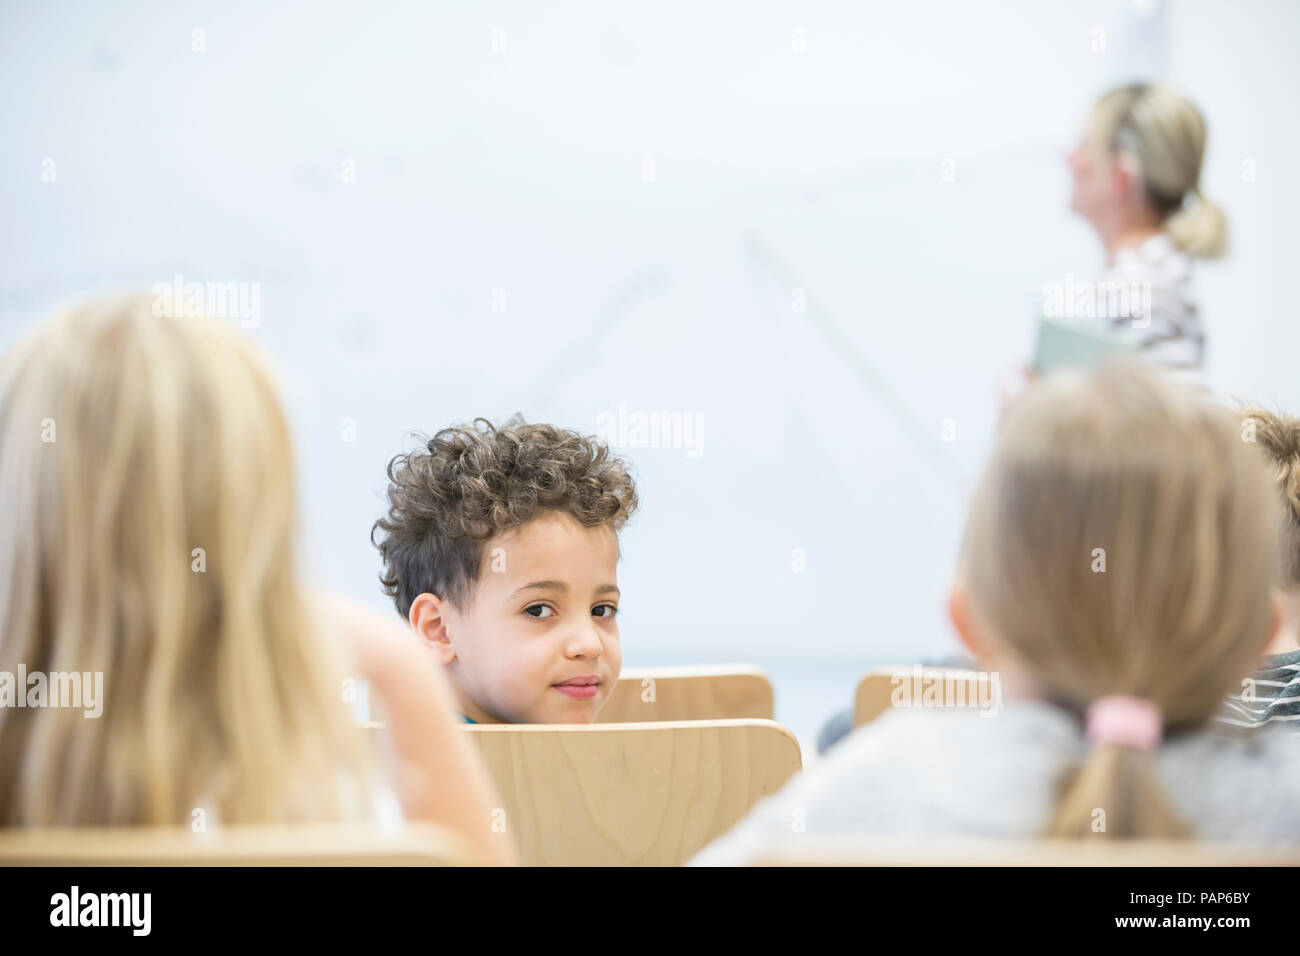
[0,295,375,825]
[1089,83,1227,258]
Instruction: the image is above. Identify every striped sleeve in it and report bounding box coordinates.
[1216,652,1300,731]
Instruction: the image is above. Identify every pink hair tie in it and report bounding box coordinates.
[1085,695,1163,751]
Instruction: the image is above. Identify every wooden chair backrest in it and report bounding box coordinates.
[0,822,480,866]
[463,719,802,865]
[595,665,774,722]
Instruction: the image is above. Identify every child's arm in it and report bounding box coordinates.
[321,592,519,866]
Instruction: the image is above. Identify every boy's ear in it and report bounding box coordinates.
[408,592,456,666]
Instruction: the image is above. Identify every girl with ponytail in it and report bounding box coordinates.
[691,361,1300,864]
[960,361,1272,839]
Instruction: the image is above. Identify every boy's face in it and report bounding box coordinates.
[423,510,623,724]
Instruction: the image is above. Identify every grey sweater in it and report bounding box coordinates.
[688,698,1300,866]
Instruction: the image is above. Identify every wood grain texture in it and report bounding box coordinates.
[0,822,479,866]
[750,834,1300,866]
[463,719,802,866]
[595,665,774,722]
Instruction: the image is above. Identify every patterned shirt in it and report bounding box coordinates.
[1217,651,1300,731]
[1098,232,1204,370]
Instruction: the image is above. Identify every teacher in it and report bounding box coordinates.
[1066,83,1228,372]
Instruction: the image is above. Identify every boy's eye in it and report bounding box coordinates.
[524,604,556,619]
[592,604,618,619]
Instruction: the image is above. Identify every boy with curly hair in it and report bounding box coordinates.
[372,417,639,724]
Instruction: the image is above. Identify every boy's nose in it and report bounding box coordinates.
[564,622,605,658]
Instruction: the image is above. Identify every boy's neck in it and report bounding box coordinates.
[454,684,501,725]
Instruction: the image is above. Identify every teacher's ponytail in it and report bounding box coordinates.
[1166,187,1228,259]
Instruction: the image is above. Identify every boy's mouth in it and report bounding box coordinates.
[552,676,600,699]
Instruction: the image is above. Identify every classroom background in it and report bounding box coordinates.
[2,0,1298,748]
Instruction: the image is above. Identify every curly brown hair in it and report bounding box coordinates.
[1238,406,1300,588]
[371,416,639,617]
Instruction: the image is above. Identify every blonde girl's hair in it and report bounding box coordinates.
[1235,406,1300,589]
[0,295,376,826]
[958,361,1278,839]
[1089,83,1227,258]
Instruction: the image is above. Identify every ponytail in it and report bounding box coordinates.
[1046,695,1188,839]
[1046,746,1189,839]
[1166,187,1228,259]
